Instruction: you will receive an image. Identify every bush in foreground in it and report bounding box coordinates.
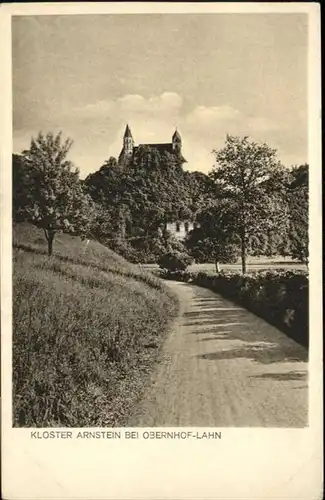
[156,268,309,348]
[158,251,193,272]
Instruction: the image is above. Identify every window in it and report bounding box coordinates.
[184,222,189,233]
[175,222,180,232]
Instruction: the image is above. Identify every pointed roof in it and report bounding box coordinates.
[172,129,181,141]
[124,124,133,139]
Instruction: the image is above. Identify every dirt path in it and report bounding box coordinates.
[128,281,308,427]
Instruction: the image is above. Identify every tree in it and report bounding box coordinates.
[103,156,118,169]
[185,201,240,272]
[289,163,309,189]
[287,164,309,264]
[211,135,289,273]
[19,132,95,256]
[13,153,29,221]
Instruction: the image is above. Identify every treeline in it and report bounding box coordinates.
[13,132,308,271]
[186,158,308,272]
[83,146,217,262]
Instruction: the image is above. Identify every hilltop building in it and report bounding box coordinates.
[118,124,187,165]
[118,125,197,240]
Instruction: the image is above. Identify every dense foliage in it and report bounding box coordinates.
[157,268,309,348]
[185,199,240,270]
[210,135,290,273]
[158,251,193,271]
[84,146,215,260]
[287,164,309,264]
[13,132,94,255]
[13,131,308,265]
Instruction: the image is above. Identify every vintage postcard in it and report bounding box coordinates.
[1,2,322,499]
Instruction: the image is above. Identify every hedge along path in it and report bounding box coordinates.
[128,280,308,427]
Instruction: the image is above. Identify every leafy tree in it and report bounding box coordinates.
[185,201,240,272]
[18,132,95,256]
[261,163,309,262]
[289,163,309,189]
[13,153,30,222]
[161,229,187,253]
[287,164,309,264]
[211,135,289,273]
[103,156,118,169]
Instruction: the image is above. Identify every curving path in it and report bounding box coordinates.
[128,281,308,427]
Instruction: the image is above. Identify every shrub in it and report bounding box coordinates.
[159,268,309,348]
[102,233,187,264]
[158,251,193,272]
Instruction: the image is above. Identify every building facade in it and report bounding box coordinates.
[118,125,187,165]
[165,221,199,241]
[119,125,198,241]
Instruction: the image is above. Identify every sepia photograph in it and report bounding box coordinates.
[11,11,311,430]
[1,3,322,499]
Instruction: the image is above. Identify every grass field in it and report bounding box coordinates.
[13,223,179,427]
[143,257,307,274]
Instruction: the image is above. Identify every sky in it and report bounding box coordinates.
[12,13,308,178]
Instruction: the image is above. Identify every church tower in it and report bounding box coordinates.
[118,125,186,166]
[172,129,182,155]
[123,124,134,158]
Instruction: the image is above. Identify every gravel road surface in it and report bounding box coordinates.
[128,281,308,427]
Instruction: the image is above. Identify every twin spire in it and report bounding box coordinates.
[123,124,181,142]
[120,124,186,163]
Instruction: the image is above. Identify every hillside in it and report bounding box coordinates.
[13,223,179,427]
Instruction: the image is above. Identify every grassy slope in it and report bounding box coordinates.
[13,223,179,427]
